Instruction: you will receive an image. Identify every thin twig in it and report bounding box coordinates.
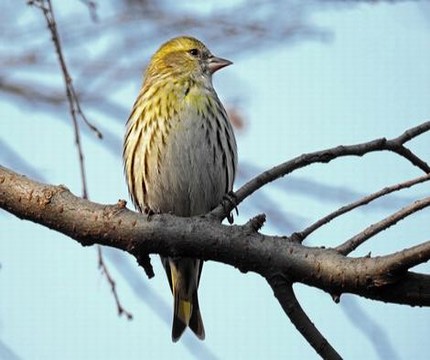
[211,121,430,221]
[336,197,430,255]
[28,0,102,199]
[29,0,130,321]
[292,173,430,243]
[393,121,430,144]
[98,246,133,320]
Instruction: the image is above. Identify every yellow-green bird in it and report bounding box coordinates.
[123,36,238,341]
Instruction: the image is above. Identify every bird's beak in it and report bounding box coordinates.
[208,56,233,74]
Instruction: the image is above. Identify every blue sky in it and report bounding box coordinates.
[1,2,430,359]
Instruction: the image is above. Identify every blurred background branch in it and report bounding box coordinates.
[1,0,329,122]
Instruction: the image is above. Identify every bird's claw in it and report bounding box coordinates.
[222,191,238,224]
[144,206,156,221]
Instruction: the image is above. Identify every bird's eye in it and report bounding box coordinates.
[188,48,200,57]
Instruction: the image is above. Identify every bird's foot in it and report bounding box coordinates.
[222,191,239,224]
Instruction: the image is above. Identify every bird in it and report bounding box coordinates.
[123,36,238,341]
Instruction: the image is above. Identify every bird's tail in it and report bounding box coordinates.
[167,257,205,342]
[172,290,205,341]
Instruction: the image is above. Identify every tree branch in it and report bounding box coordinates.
[336,197,430,255]
[97,245,133,320]
[211,121,430,221]
[268,275,342,360]
[1,165,429,307]
[29,0,102,199]
[294,173,430,243]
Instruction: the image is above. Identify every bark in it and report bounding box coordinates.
[2,165,429,307]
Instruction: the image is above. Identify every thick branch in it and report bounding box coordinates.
[1,165,430,307]
[268,276,342,360]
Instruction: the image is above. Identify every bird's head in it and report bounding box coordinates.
[145,36,232,81]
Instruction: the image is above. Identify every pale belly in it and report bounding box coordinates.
[145,116,229,216]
